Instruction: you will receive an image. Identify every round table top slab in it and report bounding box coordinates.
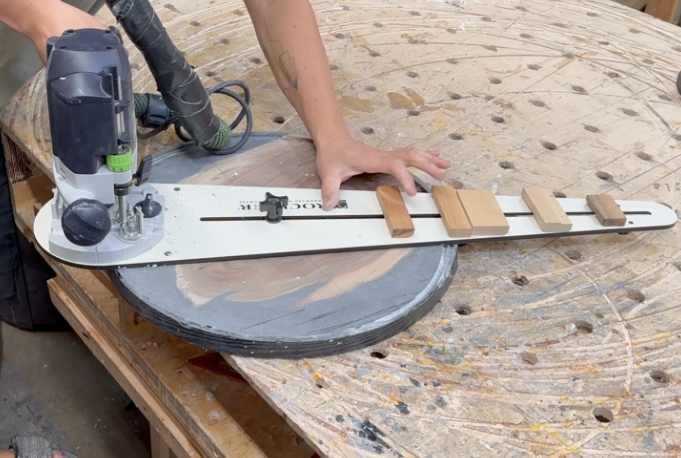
[110,134,458,358]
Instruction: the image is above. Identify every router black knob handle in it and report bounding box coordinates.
[62,198,112,246]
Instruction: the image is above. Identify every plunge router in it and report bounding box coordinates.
[44,28,165,265]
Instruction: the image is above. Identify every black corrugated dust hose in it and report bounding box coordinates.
[104,0,253,155]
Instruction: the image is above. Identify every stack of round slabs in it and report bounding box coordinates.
[110,133,458,358]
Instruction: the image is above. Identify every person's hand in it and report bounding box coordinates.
[315,136,451,210]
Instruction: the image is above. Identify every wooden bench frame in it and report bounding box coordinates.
[1,129,319,458]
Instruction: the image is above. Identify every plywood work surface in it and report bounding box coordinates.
[2,0,681,456]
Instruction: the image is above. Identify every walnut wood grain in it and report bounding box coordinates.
[587,194,628,226]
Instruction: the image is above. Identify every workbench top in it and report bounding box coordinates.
[2,0,681,456]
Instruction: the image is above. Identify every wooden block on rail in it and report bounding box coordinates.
[431,185,472,238]
[376,186,414,238]
[456,189,510,236]
[586,194,627,226]
[521,187,572,232]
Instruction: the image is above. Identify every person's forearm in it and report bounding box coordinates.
[0,0,51,39]
[0,0,107,65]
[244,0,351,148]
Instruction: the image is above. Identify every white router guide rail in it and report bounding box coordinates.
[33,183,678,268]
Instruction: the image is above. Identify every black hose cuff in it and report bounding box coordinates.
[135,93,171,128]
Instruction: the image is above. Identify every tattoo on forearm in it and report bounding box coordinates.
[264,20,298,90]
[279,50,298,90]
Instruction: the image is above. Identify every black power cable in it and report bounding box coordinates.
[134,78,253,156]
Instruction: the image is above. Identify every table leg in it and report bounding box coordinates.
[151,427,178,458]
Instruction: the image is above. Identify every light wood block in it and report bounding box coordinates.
[521,187,573,232]
[456,189,510,236]
[431,185,473,238]
[376,186,414,238]
[586,194,627,226]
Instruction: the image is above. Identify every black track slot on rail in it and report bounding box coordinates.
[199,210,651,222]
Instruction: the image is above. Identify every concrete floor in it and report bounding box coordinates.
[0,322,151,456]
